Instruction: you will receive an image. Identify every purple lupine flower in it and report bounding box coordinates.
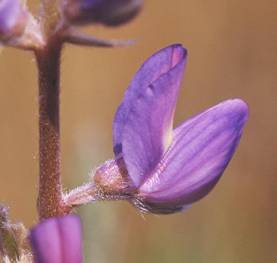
[94,44,248,214]
[29,215,83,263]
[0,0,28,40]
[62,0,142,26]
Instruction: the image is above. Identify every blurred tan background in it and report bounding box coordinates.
[0,0,277,262]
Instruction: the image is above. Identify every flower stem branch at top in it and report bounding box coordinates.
[63,28,135,48]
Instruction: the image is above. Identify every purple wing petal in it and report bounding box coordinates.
[138,99,248,212]
[29,215,83,263]
[113,44,187,187]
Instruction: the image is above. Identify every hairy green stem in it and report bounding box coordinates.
[34,0,67,220]
[35,39,65,220]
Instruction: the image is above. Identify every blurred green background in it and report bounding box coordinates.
[0,0,277,262]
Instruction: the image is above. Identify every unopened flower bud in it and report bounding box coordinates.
[63,0,143,26]
[30,215,83,263]
[0,0,28,41]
